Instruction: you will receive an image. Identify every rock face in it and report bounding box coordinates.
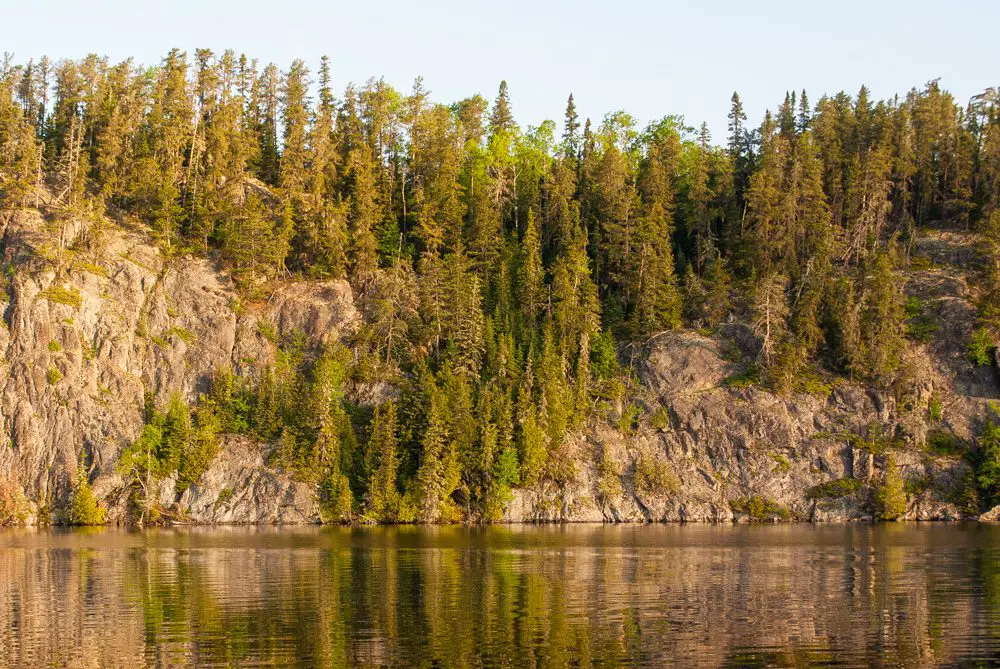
[506,331,982,523]
[504,230,997,523]
[0,212,994,525]
[177,437,320,524]
[0,211,352,524]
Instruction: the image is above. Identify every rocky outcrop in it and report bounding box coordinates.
[176,437,320,524]
[0,212,994,525]
[506,330,984,523]
[0,210,354,524]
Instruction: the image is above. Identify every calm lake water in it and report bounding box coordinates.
[1,524,1000,668]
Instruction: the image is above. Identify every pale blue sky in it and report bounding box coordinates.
[2,0,997,140]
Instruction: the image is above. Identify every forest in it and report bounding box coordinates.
[1,50,999,523]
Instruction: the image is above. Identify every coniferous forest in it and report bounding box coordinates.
[1,50,1000,523]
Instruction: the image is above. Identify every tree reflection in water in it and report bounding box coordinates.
[0,524,999,667]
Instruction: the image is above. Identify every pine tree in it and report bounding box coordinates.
[752,273,790,365]
[539,325,572,483]
[875,453,907,520]
[129,49,192,249]
[698,257,732,327]
[797,89,811,133]
[437,245,485,375]
[728,91,750,205]
[728,92,746,160]
[488,80,514,137]
[359,258,419,369]
[516,359,546,487]
[684,124,714,271]
[68,466,106,526]
[278,59,311,266]
[550,219,600,357]
[463,132,503,275]
[0,74,41,210]
[416,386,460,522]
[347,145,380,282]
[254,63,281,186]
[573,331,592,421]
[844,142,893,263]
[824,275,861,374]
[297,56,346,277]
[778,91,797,140]
[220,191,286,289]
[517,209,545,330]
[631,118,682,336]
[591,112,639,319]
[409,102,463,254]
[160,393,192,474]
[3,48,998,526]
[562,93,580,159]
[856,251,906,382]
[365,402,402,521]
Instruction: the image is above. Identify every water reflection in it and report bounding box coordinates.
[1,524,999,667]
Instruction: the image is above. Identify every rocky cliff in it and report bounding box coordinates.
[0,210,994,524]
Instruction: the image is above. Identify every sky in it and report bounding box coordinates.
[1,0,998,141]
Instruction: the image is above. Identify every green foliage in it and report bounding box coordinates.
[214,487,234,510]
[904,475,930,497]
[632,451,679,498]
[769,451,791,473]
[855,253,907,383]
[725,365,760,389]
[977,418,1000,510]
[178,404,221,490]
[905,297,939,343]
[74,260,108,278]
[257,320,279,344]
[516,368,547,488]
[48,340,62,353]
[39,285,82,309]
[928,393,943,421]
[806,478,862,500]
[5,51,998,525]
[68,470,107,526]
[590,330,620,384]
[967,327,995,366]
[730,496,790,521]
[364,402,403,522]
[46,366,62,385]
[416,387,461,522]
[616,403,643,435]
[849,423,901,455]
[875,454,907,520]
[925,430,966,457]
[163,326,195,344]
[118,391,219,514]
[488,444,520,519]
[117,421,162,507]
[795,371,834,397]
[319,470,353,523]
[0,478,29,526]
[208,366,253,435]
[949,469,980,516]
[648,406,672,431]
[595,447,622,504]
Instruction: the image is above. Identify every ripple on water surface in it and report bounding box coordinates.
[1,523,1000,667]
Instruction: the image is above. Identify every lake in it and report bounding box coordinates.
[1,524,999,667]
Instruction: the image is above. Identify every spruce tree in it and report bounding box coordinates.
[416,387,460,522]
[562,93,580,159]
[517,209,545,330]
[488,80,514,137]
[365,402,402,521]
